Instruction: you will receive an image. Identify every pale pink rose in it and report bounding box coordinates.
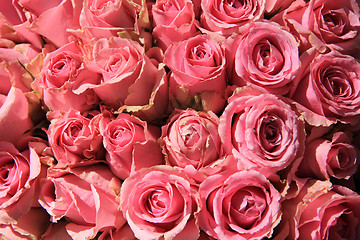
[76,37,169,121]
[77,0,152,48]
[275,0,360,54]
[283,180,360,240]
[297,132,359,180]
[120,165,199,240]
[164,35,227,114]
[200,0,265,37]
[218,87,306,179]
[227,20,301,96]
[196,170,282,239]
[99,112,164,180]
[0,0,43,48]
[159,109,225,182]
[18,0,83,47]
[290,50,360,126]
[37,41,100,113]
[0,141,45,224]
[151,0,198,51]
[47,109,105,169]
[0,207,50,240]
[38,164,124,240]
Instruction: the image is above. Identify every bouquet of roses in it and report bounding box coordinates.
[1,0,360,239]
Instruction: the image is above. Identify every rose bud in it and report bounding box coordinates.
[164,35,227,114]
[99,112,164,180]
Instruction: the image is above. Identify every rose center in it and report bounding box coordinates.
[322,67,351,97]
[181,124,200,148]
[322,9,347,36]
[226,0,244,9]
[258,115,282,152]
[254,40,284,75]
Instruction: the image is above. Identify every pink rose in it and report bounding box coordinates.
[119,165,199,240]
[0,141,44,223]
[78,0,151,45]
[297,131,359,180]
[164,35,227,114]
[151,0,198,51]
[77,37,169,121]
[227,20,301,96]
[283,180,360,240]
[275,0,360,54]
[290,50,360,126]
[0,0,43,48]
[99,112,164,180]
[200,0,265,38]
[38,164,124,240]
[37,41,100,113]
[196,170,282,239]
[47,109,105,169]
[17,0,82,47]
[218,87,305,179]
[0,207,49,240]
[159,109,225,182]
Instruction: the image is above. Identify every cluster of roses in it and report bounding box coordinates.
[1,0,360,239]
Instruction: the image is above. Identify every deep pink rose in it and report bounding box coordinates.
[164,35,227,114]
[297,131,359,180]
[38,164,124,240]
[200,0,265,38]
[283,180,360,240]
[99,112,164,180]
[0,141,44,224]
[151,0,198,51]
[227,20,301,96]
[37,41,100,113]
[0,207,49,240]
[196,170,282,239]
[275,0,360,54]
[77,37,169,121]
[218,87,305,179]
[290,50,360,126]
[17,0,82,47]
[159,109,225,182]
[47,109,105,168]
[120,165,199,240]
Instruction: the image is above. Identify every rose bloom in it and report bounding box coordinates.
[77,37,169,121]
[164,35,227,114]
[290,50,360,126]
[297,131,359,180]
[79,0,150,41]
[36,41,100,113]
[218,87,306,179]
[0,141,45,224]
[275,0,360,54]
[17,0,83,47]
[119,165,199,240]
[99,112,164,180]
[38,165,124,240]
[227,20,301,96]
[200,0,265,38]
[151,0,198,51]
[159,109,225,181]
[47,109,105,169]
[0,0,43,48]
[196,170,282,240]
[283,179,360,240]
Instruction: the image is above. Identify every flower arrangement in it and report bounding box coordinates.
[0,0,360,239]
